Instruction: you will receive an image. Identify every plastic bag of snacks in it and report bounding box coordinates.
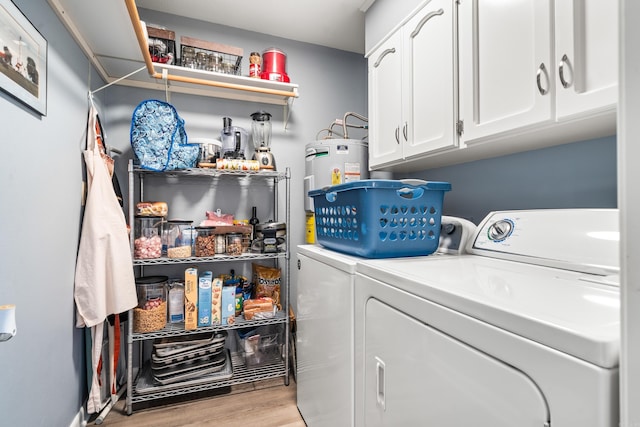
[130,99,199,171]
[252,263,281,310]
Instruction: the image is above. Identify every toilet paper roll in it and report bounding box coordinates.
[0,304,16,342]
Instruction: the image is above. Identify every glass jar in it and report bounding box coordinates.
[215,234,226,254]
[166,220,194,258]
[195,51,208,70]
[181,46,196,68]
[226,232,243,255]
[194,226,216,257]
[207,52,222,72]
[134,276,168,333]
[134,215,163,259]
[249,51,261,78]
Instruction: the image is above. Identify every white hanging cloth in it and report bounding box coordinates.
[74,103,137,413]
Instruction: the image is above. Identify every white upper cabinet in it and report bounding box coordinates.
[403,1,458,160]
[458,0,554,144]
[368,31,404,167]
[368,0,458,170]
[458,0,617,149]
[554,0,618,120]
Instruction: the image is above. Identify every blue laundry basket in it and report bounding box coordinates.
[309,179,451,258]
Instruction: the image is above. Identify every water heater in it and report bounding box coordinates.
[304,139,369,213]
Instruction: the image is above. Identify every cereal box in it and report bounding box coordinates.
[184,267,198,330]
[211,277,223,325]
[198,271,213,327]
[221,286,236,325]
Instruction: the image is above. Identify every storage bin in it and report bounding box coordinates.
[237,328,282,367]
[309,179,451,258]
[134,276,168,333]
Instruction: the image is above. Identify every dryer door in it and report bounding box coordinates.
[362,298,550,426]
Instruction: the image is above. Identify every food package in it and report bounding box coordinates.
[184,267,198,330]
[200,209,234,226]
[216,158,260,171]
[252,263,281,309]
[211,277,223,325]
[136,201,168,217]
[243,297,276,320]
[198,271,213,327]
[221,286,236,325]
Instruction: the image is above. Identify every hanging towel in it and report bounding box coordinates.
[74,104,137,413]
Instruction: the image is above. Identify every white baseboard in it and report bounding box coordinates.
[69,406,87,427]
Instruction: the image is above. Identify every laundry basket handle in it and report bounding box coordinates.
[325,191,338,202]
[399,179,427,187]
[397,187,424,199]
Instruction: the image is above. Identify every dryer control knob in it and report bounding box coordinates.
[487,219,514,242]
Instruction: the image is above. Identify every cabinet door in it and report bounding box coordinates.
[368,31,403,169]
[554,0,618,120]
[363,297,550,426]
[403,0,458,159]
[459,0,553,144]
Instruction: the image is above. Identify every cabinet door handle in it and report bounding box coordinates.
[410,8,444,39]
[536,63,549,95]
[403,122,408,141]
[559,54,573,88]
[395,126,400,144]
[374,48,396,68]
[376,357,386,411]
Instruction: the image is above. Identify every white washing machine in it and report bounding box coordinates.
[354,209,620,427]
[297,217,476,427]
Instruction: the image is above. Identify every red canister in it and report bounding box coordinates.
[260,48,290,83]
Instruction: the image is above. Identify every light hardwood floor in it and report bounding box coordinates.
[95,377,306,427]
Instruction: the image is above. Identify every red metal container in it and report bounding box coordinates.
[260,48,290,83]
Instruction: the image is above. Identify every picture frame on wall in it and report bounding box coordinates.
[0,0,47,116]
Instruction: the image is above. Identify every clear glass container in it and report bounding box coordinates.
[215,234,226,254]
[194,226,216,257]
[181,46,196,68]
[134,215,163,259]
[166,220,194,258]
[134,276,168,333]
[226,232,243,255]
[195,51,207,70]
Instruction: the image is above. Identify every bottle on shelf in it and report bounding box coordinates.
[249,206,260,242]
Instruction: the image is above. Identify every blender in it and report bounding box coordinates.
[251,111,275,169]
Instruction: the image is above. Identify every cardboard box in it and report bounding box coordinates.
[221,286,236,325]
[198,271,213,327]
[211,277,223,325]
[184,267,198,330]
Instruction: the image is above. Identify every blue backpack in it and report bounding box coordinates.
[130,99,199,171]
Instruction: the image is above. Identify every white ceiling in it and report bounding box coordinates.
[135,0,371,55]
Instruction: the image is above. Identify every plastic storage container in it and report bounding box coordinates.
[133,215,163,259]
[226,233,243,255]
[134,276,168,333]
[237,328,282,367]
[194,226,216,257]
[309,179,451,258]
[166,220,194,258]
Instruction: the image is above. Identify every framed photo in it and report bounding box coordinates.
[0,0,47,115]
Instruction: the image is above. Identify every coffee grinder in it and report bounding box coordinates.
[251,111,275,170]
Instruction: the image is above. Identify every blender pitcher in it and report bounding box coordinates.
[251,110,274,169]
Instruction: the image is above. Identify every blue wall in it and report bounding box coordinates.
[404,136,617,224]
[0,1,104,425]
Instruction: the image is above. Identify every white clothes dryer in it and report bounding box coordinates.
[354,209,619,427]
[297,216,476,426]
